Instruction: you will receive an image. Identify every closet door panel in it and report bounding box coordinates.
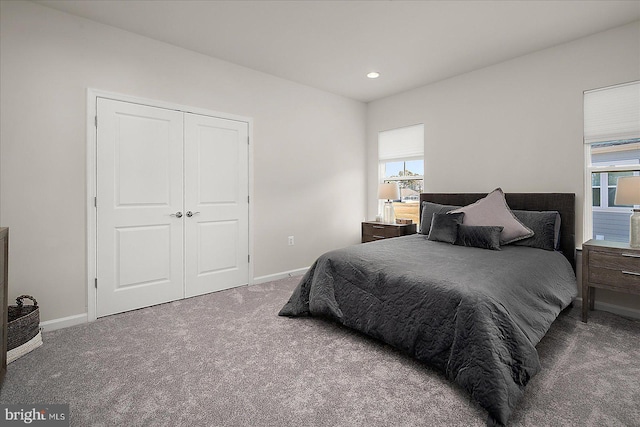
[96,98,184,317]
[184,113,249,297]
[197,125,239,204]
[197,220,239,273]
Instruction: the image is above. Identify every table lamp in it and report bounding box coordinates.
[378,183,400,224]
[615,176,640,247]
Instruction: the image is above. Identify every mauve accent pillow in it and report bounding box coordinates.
[455,225,503,250]
[450,188,534,245]
[512,210,561,251]
[420,202,461,234]
[427,212,465,244]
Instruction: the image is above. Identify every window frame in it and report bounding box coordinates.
[378,156,425,225]
[583,81,640,244]
[377,124,425,223]
[584,146,640,242]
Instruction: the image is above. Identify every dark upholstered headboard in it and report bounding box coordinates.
[420,193,576,269]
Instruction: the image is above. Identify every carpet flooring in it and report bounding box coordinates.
[1,276,639,426]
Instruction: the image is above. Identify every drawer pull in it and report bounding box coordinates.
[622,270,640,276]
[621,253,640,258]
[373,235,385,239]
[372,226,385,229]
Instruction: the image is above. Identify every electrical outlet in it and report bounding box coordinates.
[288,236,295,246]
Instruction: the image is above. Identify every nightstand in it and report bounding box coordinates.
[581,239,640,322]
[361,221,417,243]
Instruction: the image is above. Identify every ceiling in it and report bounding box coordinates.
[36,1,640,102]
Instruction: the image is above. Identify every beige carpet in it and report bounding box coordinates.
[1,276,639,426]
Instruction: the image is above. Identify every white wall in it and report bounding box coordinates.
[0,1,367,322]
[367,21,640,314]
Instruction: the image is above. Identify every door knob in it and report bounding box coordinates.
[186,211,200,218]
[170,211,183,218]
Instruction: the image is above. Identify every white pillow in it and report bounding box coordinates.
[451,188,534,245]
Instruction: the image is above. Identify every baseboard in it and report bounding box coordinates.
[252,267,309,285]
[575,297,640,320]
[39,313,88,332]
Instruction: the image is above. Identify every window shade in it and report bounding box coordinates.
[584,81,640,144]
[378,124,424,160]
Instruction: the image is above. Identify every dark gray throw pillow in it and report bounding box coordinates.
[512,210,561,251]
[427,212,465,244]
[455,225,503,250]
[420,202,461,234]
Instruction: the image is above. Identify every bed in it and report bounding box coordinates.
[279,192,577,426]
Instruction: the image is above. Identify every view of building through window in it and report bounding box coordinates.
[590,139,640,242]
[381,159,424,225]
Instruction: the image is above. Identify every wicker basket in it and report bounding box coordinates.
[8,295,40,351]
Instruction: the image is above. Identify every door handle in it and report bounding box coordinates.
[170,212,183,218]
[186,211,200,218]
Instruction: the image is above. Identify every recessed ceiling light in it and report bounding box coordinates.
[367,72,380,79]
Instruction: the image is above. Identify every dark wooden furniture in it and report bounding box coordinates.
[362,221,417,243]
[581,239,640,322]
[420,193,576,269]
[0,228,8,384]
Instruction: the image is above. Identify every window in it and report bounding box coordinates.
[584,81,640,243]
[378,124,424,225]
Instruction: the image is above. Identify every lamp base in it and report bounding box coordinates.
[383,201,396,224]
[630,209,640,248]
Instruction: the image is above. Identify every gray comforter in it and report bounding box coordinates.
[279,234,577,426]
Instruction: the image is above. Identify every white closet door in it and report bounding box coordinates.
[96,98,184,317]
[184,113,249,297]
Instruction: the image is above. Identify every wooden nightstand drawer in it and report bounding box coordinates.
[361,222,416,243]
[590,251,640,273]
[589,266,640,291]
[362,223,400,239]
[364,234,387,242]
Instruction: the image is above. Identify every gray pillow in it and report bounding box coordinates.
[420,202,460,234]
[450,188,533,245]
[455,225,503,250]
[512,210,561,251]
[427,212,465,244]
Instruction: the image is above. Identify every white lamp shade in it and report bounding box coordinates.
[615,176,640,205]
[378,182,400,200]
